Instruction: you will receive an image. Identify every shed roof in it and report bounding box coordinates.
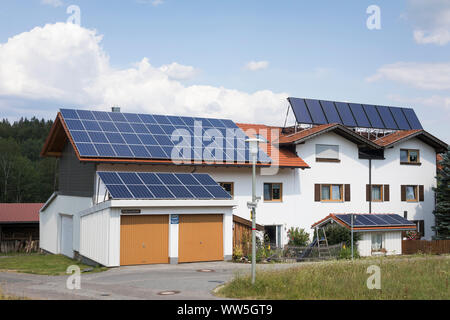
[0,203,43,223]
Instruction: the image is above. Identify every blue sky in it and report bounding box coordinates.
[0,0,449,142]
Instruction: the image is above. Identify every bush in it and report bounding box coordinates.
[338,246,360,260]
[406,230,420,240]
[232,245,243,261]
[314,224,361,247]
[287,227,310,247]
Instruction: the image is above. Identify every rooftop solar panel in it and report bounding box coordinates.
[375,106,398,129]
[362,105,385,129]
[320,101,342,124]
[348,103,371,128]
[334,102,357,127]
[334,214,416,228]
[60,109,271,164]
[288,98,312,124]
[98,171,232,200]
[389,107,411,130]
[402,108,423,130]
[304,99,327,124]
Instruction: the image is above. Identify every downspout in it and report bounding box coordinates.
[369,158,372,214]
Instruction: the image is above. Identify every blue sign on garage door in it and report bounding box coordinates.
[171,214,179,224]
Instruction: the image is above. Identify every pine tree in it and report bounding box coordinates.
[432,148,450,239]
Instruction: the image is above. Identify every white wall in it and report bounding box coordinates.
[39,194,92,254]
[357,231,402,256]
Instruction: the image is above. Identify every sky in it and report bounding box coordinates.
[0,0,449,142]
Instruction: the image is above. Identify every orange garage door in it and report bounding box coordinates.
[120,215,169,266]
[178,214,223,263]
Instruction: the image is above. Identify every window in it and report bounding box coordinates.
[316,144,340,162]
[263,183,282,202]
[406,185,418,202]
[371,233,384,252]
[400,149,420,164]
[321,184,343,201]
[219,182,234,198]
[371,185,383,201]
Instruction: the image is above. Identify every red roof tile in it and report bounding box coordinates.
[277,124,336,144]
[236,123,309,168]
[0,203,43,223]
[374,130,422,147]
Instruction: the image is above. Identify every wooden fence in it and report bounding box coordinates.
[0,240,40,254]
[402,240,450,255]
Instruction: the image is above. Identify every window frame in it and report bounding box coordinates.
[315,144,340,163]
[320,184,343,202]
[219,182,234,198]
[400,149,420,165]
[405,185,418,202]
[263,183,283,202]
[371,185,383,202]
[371,233,385,252]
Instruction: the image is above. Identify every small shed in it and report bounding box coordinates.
[311,213,417,256]
[0,203,43,253]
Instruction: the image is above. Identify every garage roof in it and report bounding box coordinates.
[98,171,232,200]
[0,203,43,223]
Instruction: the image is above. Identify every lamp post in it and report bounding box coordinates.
[246,138,263,285]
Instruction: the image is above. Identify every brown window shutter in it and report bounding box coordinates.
[314,184,321,202]
[366,185,371,202]
[419,185,424,201]
[401,185,406,201]
[384,185,390,201]
[344,184,350,202]
[419,220,425,238]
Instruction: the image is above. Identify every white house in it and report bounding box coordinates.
[39,97,447,266]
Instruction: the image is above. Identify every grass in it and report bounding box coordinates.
[217,255,450,300]
[0,253,107,276]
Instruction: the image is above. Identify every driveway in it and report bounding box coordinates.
[0,261,303,300]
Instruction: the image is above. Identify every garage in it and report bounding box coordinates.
[60,214,73,258]
[120,215,169,266]
[178,214,224,263]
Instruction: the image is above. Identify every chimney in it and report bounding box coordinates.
[111,106,121,113]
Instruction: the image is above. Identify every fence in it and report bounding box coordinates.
[0,240,40,254]
[270,243,343,262]
[402,240,450,255]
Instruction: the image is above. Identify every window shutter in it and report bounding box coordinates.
[419,185,424,201]
[314,184,321,202]
[401,185,406,201]
[419,220,425,238]
[384,185,390,201]
[344,184,350,202]
[366,185,371,202]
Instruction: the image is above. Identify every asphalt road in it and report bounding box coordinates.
[0,261,304,300]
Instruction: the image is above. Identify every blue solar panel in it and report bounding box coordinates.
[320,101,342,124]
[389,107,411,130]
[61,109,271,164]
[402,108,422,129]
[334,214,416,228]
[362,105,385,129]
[348,103,371,128]
[304,99,327,124]
[288,98,312,124]
[334,102,357,127]
[98,171,232,200]
[376,106,398,129]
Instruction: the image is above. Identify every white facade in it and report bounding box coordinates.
[357,231,403,257]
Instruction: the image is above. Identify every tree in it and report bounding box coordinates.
[433,148,450,239]
[313,223,362,247]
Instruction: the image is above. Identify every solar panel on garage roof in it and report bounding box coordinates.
[98,171,232,200]
[287,98,423,130]
[60,109,271,164]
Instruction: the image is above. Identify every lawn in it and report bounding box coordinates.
[0,253,107,276]
[217,255,450,300]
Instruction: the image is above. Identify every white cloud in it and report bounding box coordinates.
[137,0,164,6]
[244,60,269,71]
[388,94,450,112]
[41,0,63,7]
[406,0,450,45]
[0,23,288,125]
[158,62,197,80]
[367,62,450,90]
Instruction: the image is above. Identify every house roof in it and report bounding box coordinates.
[0,203,43,223]
[41,113,309,169]
[374,129,448,152]
[311,213,417,232]
[235,123,309,168]
[277,123,380,149]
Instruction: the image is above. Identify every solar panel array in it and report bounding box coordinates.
[98,171,232,200]
[60,109,271,163]
[334,214,416,228]
[288,98,423,130]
